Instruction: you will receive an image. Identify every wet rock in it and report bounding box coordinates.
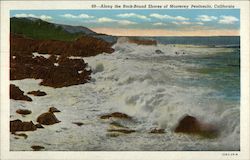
[107,129,135,134]
[37,112,60,125]
[31,145,45,151]
[11,54,91,88]
[48,54,58,63]
[155,49,164,54]
[27,90,47,96]
[58,57,87,71]
[10,84,32,101]
[72,122,84,126]
[100,115,112,119]
[16,109,32,115]
[100,112,132,120]
[174,115,218,138]
[174,115,201,133]
[14,133,28,139]
[128,38,157,46]
[10,34,96,88]
[150,128,165,134]
[11,33,114,58]
[107,121,135,135]
[110,121,128,128]
[35,124,44,128]
[37,107,61,125]
[49,107,61,113]
[10,119,37,133]
[39,61,91,88]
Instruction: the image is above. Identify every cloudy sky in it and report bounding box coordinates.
[10,9,240,36]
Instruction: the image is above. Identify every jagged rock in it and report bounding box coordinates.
[10,34,100,88]
[150,128,165,134]
[16,109,32,115]
[39,64,91,88]
[128,38,157,46]
[174,115,201,133]
[49,107,61,113]
[72,122,84,126]
[107,129,135,134]
[10,54,91,88]
[11,33,114,57]
[155,49,164,54]
[10,84,32,101]
[27,90,47,96]
[174,115,218,138]
[31,145,45,151]
[37,107,61,125]
[10,119,37,133]
[100,112,132,120]
[37,112,60,125]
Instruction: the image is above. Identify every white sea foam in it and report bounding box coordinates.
[10,40,239,151]
[32,52,51,59]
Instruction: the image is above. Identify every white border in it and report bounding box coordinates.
[1,1,249,160]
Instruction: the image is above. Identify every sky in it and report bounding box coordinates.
[10,9,240,36]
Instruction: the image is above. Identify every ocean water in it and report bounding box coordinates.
[10,36,240,151]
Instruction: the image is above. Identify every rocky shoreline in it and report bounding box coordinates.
[10,32,116,88]
[9,18,221,151]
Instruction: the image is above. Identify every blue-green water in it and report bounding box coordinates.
[154,36,240,47]
[182,50,240,102]
[153,36,240,102]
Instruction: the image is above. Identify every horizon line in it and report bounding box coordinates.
[91,28,240,37]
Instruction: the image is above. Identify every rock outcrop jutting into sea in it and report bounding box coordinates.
[10,33,115,57]
[10,18,116,88]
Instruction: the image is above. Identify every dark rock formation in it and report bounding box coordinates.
[27,90,47,96]
[155,49,164,54]
[107,122,135,137]
[37,107,61,125]
[16,109,32,115]
[128,38,157,46]
[100,112,132,120]
[10,53,91,88]
[10,119,37,133]
[10,33,114,57]
[10,84,32,101]
[72,122,84,126]
[10,32,116,88]
[31,145,45,151]
[37,112,60,125]
[174,115,218,138]
[175,115,200,133]
[150,128,165,134]
[107,129,135,134]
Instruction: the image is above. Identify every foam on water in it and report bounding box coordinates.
[10,39,240,151]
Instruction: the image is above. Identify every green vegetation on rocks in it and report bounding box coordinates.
[11,17,82,41]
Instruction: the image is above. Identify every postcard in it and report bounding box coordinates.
[0,0,249,160]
